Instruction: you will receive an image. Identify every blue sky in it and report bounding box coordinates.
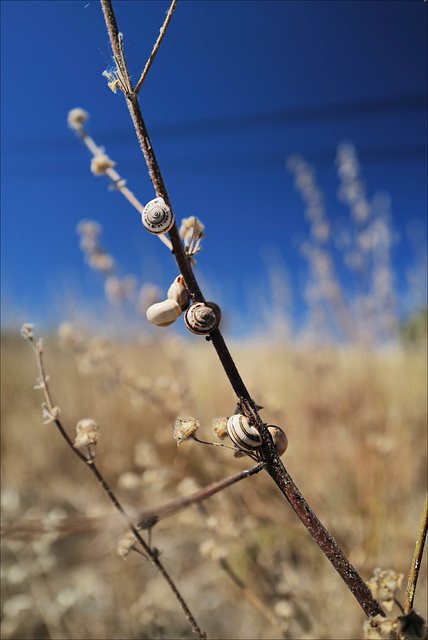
[1,0,427,339]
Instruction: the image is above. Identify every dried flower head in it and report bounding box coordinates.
[89,253,115,273]
[42,403,61,424]
[212,417,228,438]
[117,531,137,560]
[74,418,99,448]
[173,417,199,445]
[67,108,89,130]
[179,216,205,263]
[57,322,85,350]
[76,219,102,238]
[363,614,400,639]
[90,154,116,176]
[20,324,34,339]
[198,538,227,561]
[367,568,404,613]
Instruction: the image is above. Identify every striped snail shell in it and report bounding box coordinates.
[227,416,289,457]
[142,197,174,234]
[146,299,182,327]
[227,414,261,453]
[167,275,189,312]
[184,302,219,335]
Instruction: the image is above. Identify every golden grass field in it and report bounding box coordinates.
[1,330,427,639]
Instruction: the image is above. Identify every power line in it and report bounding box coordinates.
[3,92,426,154]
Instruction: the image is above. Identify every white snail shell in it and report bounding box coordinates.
[227,414,261,453]
[167,275,189,312]
[146,299,182,327]
[184,302,218,335]
[267,425,288,457]
[142,197,174,234]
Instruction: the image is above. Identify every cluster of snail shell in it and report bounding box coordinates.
[142,197,221,335]
[227,414,288,458]
[147,287,221,335]
[146,275,189,328]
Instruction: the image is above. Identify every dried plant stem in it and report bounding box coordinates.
[134,0,178,95]
[24,331,206,640]
[76,125,173,251]
[404,493,428,614]
[137,463,265,529]
[100,0,385,620]
[219,558,285,635]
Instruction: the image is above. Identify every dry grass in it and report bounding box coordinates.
[1,331,427,639]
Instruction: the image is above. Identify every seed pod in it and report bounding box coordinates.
[167,275,189,312]
[142,197,174,234]
[227,414,261,453]
[184,302,218,335]
[146,299,182,327]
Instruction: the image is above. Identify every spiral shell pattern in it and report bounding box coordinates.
[184,302,218,335]
[227,414,261,453]
[142,197,174,234]
[146,299,182,327]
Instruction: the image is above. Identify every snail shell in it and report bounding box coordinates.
[167,275,189,312]
[146,299,182,327]
[142,197,174,234]
[267,425,288,457]
[184,302,218,335]
[206,301,221,326]
[227,416,289,457]
[227,414,261,453]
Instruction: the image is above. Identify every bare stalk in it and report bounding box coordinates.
[22,327,206,640]
[136,463,265,529]
[99,0,385,620]
[134,0,178,95]
[73,122,173,251]
[404,493,428,614]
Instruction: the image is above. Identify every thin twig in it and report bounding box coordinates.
[136,463,265,529]
[22,327,206,640]
[219,558,285,635]
[99,0,385,620]
[404,493,428,614]
[134,0,178,95]
[74,124,173,251]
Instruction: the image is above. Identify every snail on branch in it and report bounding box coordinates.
[227,414,288,457]
[167,274,189,311]
[142,197,174,234]
[146,299,182,327]
[184,302,221,335]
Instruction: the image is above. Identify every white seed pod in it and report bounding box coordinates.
[146,299,182,327]
[267,425,288,457]
[142,197,174,234]
[167,275,189,312]
[184,302,218,335]
[227,414,261,453]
